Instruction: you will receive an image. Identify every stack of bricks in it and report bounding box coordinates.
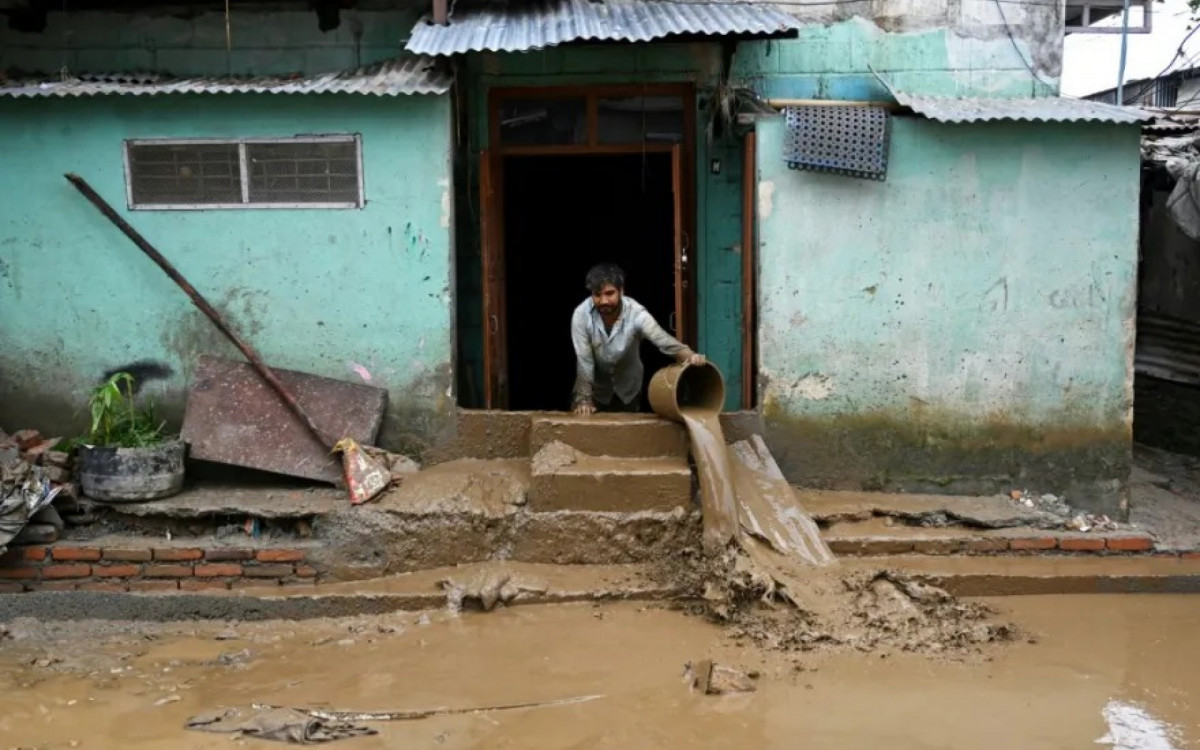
[0,543,320,593]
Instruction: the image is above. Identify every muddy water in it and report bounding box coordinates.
[681,411,739,548]
[2,595,1198,749]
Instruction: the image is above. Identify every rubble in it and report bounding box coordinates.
[1009,489,1129,534]
[1,428,80,551]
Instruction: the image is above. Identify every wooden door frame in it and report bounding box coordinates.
[481,83,698,409]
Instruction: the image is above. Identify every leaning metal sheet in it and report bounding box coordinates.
[783,105,890,180]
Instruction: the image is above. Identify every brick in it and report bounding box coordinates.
[912,539,960,555]
[12,429,43,451]
[78,582,128,592]
[195,564,242,578]
[0,582,27,593]
[243,564,294,578]
[42,564,91,579]
[1182,551,1200,559]
[34,581,78,591]
[0,566,39,579]
[256,549,305,563]
[93,564,142,578]
[144,565,194,578]
[51,546,101,562]
[154,548,203,561]
[204,548,254,562]
[1107,536,1154,552]
[180,579,231,591]
[17,546,48,562]
[103,548,153,562]
[1059,537,1105,551]
[827,539,915,556]
[232,579,280,588]
[295,564,318,578]
[127,580,179,592]
[963,539,1009,553]
[1009,537,1058,551]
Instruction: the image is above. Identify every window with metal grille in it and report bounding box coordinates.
[124,136,363,209]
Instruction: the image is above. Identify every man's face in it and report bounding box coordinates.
[592,283,622,316]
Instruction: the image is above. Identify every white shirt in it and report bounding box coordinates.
[571,295,688,406]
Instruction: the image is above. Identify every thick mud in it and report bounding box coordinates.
[1,596,1196,749]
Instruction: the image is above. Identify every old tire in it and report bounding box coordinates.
[78,439,186,502]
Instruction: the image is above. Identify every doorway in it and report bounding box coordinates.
[479,84,697,409]
[503,153,678,411]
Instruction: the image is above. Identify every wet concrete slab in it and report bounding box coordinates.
[110,484,343,519]
[799,489,1050,528]
[1,595,1197,749]
[374,459,529,518]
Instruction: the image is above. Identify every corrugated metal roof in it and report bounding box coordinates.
[0,57,452,98]
[886,87,1154,125]
[405,0,800,56]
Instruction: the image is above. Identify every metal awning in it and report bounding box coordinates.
[0,57,451,98]
[405,0,800,56]
[880,80,1154,125]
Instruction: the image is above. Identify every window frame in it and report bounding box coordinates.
[123,134,365,211]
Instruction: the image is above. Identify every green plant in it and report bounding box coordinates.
[85,372,166,448]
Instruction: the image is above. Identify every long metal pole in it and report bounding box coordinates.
[64,172,336,448]
[1116,0,1132,104]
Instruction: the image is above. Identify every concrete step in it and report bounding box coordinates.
[0,562,682,622]
[529,454,693,512]
[823,517,1156,556]
[841,555,1200,596]
[530,414,688,459]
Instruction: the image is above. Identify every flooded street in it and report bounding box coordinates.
[1,594,1197,749]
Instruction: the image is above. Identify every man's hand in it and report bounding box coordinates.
[573,400,596,416]
[677,350,707,366]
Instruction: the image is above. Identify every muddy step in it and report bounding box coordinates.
[823,518,1156,556]
[530,414,688,459]
[0,562,681,622]
[529,454,693,512]
[842,555,1200,596]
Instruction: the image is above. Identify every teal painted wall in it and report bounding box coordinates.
[755,117,1141,513]
[0,93,455,454]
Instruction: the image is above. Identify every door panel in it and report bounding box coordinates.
[480,150,508,409]
[672,144,687,342]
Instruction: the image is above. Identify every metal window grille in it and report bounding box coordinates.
[124,136,363,210]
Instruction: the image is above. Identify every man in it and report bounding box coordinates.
[571,263,705,415]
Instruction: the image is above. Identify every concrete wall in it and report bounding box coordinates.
[0,93,455,455]
[0,7,415,76]
[755,117,1141,514]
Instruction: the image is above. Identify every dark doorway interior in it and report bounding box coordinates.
[503,152,676,411]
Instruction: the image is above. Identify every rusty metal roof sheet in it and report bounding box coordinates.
[0,57,451,98]
[887,87,1154,125]
[405,0,800,55]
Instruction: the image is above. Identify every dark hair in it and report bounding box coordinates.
[585,263,625,294]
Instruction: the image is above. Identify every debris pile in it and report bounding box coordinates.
[1009,489,1121,533]
[660,547,1017,656]
[0,428,81,551]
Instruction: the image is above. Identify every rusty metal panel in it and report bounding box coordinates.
[181,355,387,483]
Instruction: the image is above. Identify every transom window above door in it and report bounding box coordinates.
[493,86,689,150]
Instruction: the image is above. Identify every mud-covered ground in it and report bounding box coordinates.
[1,594,1197,749]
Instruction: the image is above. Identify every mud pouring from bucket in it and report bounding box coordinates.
[649,362,834,567]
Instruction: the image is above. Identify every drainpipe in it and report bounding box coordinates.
[1116,0,1132,104]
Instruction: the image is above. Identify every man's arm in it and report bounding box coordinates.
[571,310,597,410]
[634,308,703,364]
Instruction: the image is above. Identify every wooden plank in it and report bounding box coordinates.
[181,355,386,484]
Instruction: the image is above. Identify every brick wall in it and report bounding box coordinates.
[0,543,320,593]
